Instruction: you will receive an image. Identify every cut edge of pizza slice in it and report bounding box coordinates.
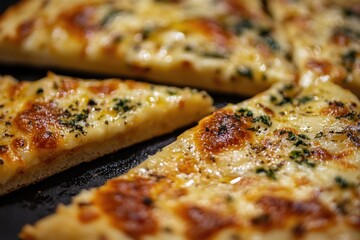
[20,80,360,240]
[0,72,214,196]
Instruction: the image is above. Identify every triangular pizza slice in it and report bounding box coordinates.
[20,80,360,239]
[0,0,295,96]
[0,72,213,196]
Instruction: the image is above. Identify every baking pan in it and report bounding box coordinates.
[0,1,246,239]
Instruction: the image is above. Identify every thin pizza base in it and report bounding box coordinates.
[20,81,360,239]
[0,73,213,196]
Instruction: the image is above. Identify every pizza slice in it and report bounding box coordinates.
[20,81,360,239]
[0,72,213,196]
[0,0,295,96]
[269,0,360,95]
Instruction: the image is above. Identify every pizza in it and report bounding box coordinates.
[0,0,296,96]
[0,72,213,196]
[269,0,360,95]
[20,81,360,239]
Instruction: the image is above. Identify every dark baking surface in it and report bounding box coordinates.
[0,1,246,239]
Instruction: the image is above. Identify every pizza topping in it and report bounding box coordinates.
[112,98,139,114]
[88,81,119,95]
[58,78,79,97]
[59,5,98,39]
[253,196,335,233]
[306,59,332,75]
[179,205,235,239]
[15,19,35,43]
[196,110,252,155]
[77,204,100,224]
[94,177,158,239]
[58,109,89,137]
[334,176,356,189]
[14,103,63,149]
[321,101,350,117]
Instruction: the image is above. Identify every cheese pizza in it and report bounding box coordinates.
[269,0,360,95]
[0,0,296,96]
[0,72,213,196]
[20,81,360,239]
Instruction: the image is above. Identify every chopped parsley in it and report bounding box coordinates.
[236,66,253,80]
[253,115,272,127]
[237,108,253,117]
[259,28,280,52]
[58,109,90,136]
[113,98,138,113]
[233,19,254,35]
[334,176,355,189]
[255,166,280,180]
[36,88,44,95]
[101,9,124,27]
[315,132,324,139]
[289,149,315,168]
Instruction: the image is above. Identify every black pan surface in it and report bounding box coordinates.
[0,1,246,239]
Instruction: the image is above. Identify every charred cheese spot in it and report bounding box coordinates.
[9,81,25,99]
[57,5,98,39]
[321,101,350,117]
[12,138,27,149]
[196,110,252,156]
[14,19,35,43]
[346,124,360,147]
[0,145,9,155]
[176,157,196,175]
[14,103,63,149]
[179,205,235,240]
[253,196,335,235]
[184,18,233,51]
[306,59,332,75]
[310,147,351,161]
[58,78,79,97]
[88,81,119,95]
[94,178,158,239]
[331,31,350,46]
[77,204,100,224]
[223,0,257,19]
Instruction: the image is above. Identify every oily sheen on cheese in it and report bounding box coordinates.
[0,72,213,196]
[0,0,296,95]
[269,0,360,95]
[21,81,360,240]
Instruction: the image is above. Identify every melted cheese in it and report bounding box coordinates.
[0,72,213,195]
[20,81,360,240]
[0,0,295,96]
[269,0,360,95]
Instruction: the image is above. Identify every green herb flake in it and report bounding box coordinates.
[36,88,44,95]
[289,149,315,168]
[256,167,278,180]
[113,98,136,113]
[297,96,314,105]
[315,132,324,139]
[238,108,253,117]
[253,115,272,127]
[201,51,228,59]
[335,176,354,189]
[59,109,90,136]
[237,66,253,80]
[101,9,122,27]
[233,19,254,35]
